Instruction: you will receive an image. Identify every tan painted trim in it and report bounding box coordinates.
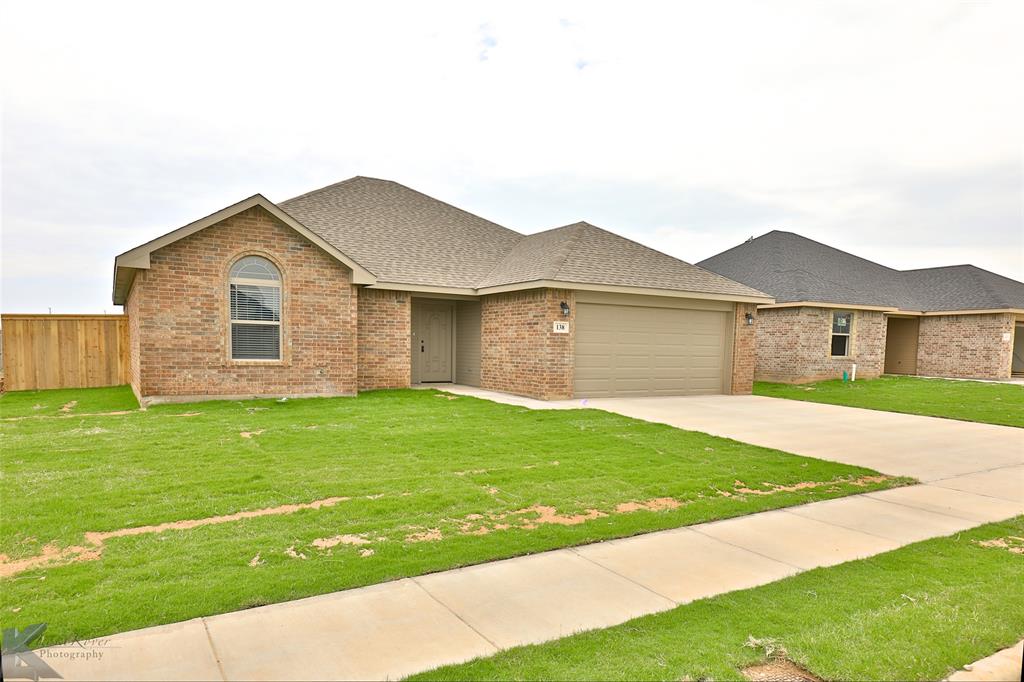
[759,302,1024,317]
[919,308,1024,316]
[369,281,479,296]
[476,279,774,304]
[410,292,481,301]
[112,194,377,304]
[758,301,899,312]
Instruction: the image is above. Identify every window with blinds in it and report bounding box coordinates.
[229,256,281,360]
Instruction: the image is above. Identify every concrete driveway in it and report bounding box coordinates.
[577,394,1024,485]
[442,386,1024,485]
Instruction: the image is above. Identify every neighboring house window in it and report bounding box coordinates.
[229,256,281,360]
[830,311,853,357]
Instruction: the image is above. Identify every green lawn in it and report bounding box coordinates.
[414,517,1024,681]
[754,376,1024,427]
[0,384,139,417]
[0,388,907,646]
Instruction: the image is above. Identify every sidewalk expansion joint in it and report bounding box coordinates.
[410,577,502,653]
[568,547,680,606]
[201,617,229,682]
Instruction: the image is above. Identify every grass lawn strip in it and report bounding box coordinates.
[412,516,1024,681]
[0,385,139,418]
[754,376,1024,428]
[0,388,907,645]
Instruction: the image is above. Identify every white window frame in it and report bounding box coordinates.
[229,257,282,361]
[830,310,853,358]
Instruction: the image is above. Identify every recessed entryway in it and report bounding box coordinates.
[411,299,483,385]
[884,317,919,375]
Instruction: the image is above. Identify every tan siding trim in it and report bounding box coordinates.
[758,301,899,312]
[478,280,773,304]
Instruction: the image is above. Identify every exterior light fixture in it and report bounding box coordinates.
[745,312,754,325]
[560,301,571,316]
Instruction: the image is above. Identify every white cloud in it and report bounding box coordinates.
[1,0,1021,312]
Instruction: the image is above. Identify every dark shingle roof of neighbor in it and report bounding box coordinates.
[697,230,1024,312]
[281,177,768,298]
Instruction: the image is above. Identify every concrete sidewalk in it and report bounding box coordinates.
[41,479,1023,681]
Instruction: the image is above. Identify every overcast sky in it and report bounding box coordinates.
[2,0,1022,313]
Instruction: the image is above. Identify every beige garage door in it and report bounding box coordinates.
[574,303,729,398]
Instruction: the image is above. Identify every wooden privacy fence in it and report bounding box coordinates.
[1,314,130,391]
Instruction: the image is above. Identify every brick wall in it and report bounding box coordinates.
[730,303,757,394]
[481,288,574,400]
[130,205,358,400]
[357,289,411,390]
[755,307,886,383]
[916,313,1014,379]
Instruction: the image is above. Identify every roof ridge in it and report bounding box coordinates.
[548,223,589,280]
[562,221,770,297]
[960,266,1008,308]
[780,232,903,274]
[281,176,523,239]
[279,176,365,205]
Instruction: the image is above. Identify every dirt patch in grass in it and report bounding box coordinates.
[0,495,351,578]
[615,497,683,513]
[974,536,1024,554]
[239,429,265,439]
[517,505,608,528]
[742,659,823,682]
[311,534,371,549]
[728,475,891,497]
[60,401,78,413]
[2,409,137,422]
[406,528,443,543]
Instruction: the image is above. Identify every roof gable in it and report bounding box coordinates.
[112,194,375,304]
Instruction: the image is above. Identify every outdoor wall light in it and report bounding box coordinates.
[560,301,571,316]
[745,312,754,325]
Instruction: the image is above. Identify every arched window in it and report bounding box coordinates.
[229,256,281,360]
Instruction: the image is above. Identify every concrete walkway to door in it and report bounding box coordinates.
[40,390,1024,681]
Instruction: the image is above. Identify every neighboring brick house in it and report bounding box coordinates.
[113,177,771,404]
[700,231,1024,383]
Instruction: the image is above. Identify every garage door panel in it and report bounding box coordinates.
[574,303,728,398]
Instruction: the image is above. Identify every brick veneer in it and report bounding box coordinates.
[129,206,358,401]
[480,288,575,400]
[357,289,411,390]
[730,303,757,394]
[755,307,886,383]
[916,313,1014,379]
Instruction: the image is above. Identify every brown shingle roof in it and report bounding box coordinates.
[281,178,768,299]
[281,177,522,289]
[479,222,767,298]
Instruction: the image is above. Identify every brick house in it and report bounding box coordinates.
[699,231,1024,383]
[113,177,771,404]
